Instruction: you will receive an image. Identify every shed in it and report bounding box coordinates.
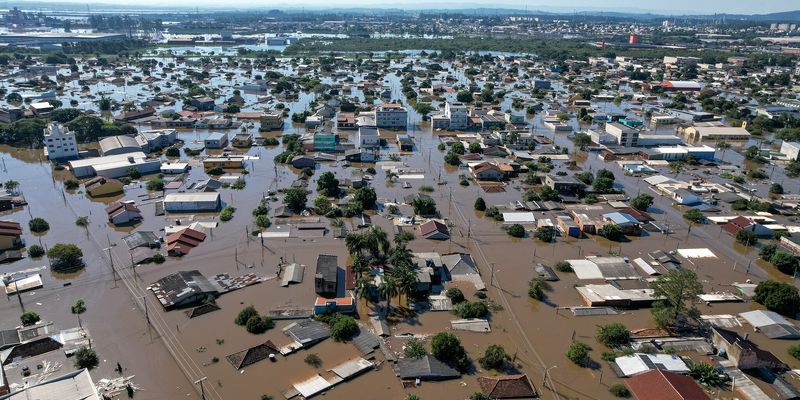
[396,355,460,381]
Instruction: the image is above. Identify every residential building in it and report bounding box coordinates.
[602,212,642,235]
[0,107,22,123]
[418,220,450,240]
[260,111,284,131]
[29,101,53,115]
[0,221,22,251]
[150,270,218,309]
[136,129,177,152]
[605,122,639,147]
[544,175,585,194]
[659,80,702,92]
[477,374,537,399]
[84,176,123,197]
[445,102,469,130]
[105,201,143,225]
[0,368,100,400]
[336,112,356,130]
[781,141,800,161]
[114,107,155,122]
[471,163,505,181]
[204,133,228,149]
[626,369,710,400]
[397,134,414,151]
[780,232,800,254]
[684,126,750,141]
[671,189,703,206]
[313,132,336,152]
[163,192,221,212]
[375,103,408,128]
[232,133,253,147]
[189,96,215,111]
[396,355,460,381]
[722,216,773,238]
[711,326,786,370]
[315,254,338,297]
[203,156,245,169]
[614,353,689,377]
[291,155,316,169]
[43,122,78,160]
[357,126,380,149]
[166,228,206,256]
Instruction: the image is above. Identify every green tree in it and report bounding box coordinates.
[598,224,624,241]
[28,217,50,233]
[411,197,437,216]
[528,279,545,300]
[571,132,591,150]
[753,280,800,316]
[596,323,630,348]
[404,338,427,359]
[431,332,470,372]
[316,172,340,197]
[28,244,45,258]
[683,209,704,223]
[453,301,488,319]
[689,362,722,387]
[413,102,434,116]
[445,288,465,304]
[329,314,359,341]
[71,299,86,327]
[592,177,614,193]
[649,269,703,328]
[46,243,84,272]
[566,341,592,366]
[770,252,799,275]
[735,229,757,246]
[20,311,40,326]
[283,187,308,212]
[245,315,274,334]
[760,244,778,261]
[352,187,377,210]
[456,90,473,103]
[478,344,507,370]
[630,194,654,211]
[74,347,99,369]
[609,384,630,398]
[235,306,259,326]
[304,353,322,367]
[534,226,554,242]
[789,345,800,361]
[255,215,271,229]
[165,147,180,157]
[146,178,165,191]
[313,195,333,216]
[97,96,112,111]
[127,166,141,179]
[506,224,525,238]
[474,197,486,211]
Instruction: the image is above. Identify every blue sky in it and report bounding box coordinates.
[38,0,798,14]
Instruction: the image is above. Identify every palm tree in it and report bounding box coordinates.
[355,276,373,304]
[389,242,413,269]
[718,141,731,163]
[363,226,390,260]
[71,299,86,328]
[345,232,365,257]
[351,255,369,276]
[392,265,419,306]
[379,275,399,313]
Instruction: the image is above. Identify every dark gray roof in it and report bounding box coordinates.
[123,231,160,249]
[397,355,461,380]
[0,329,20,350]
[352,330,380,355]
[284,319,331,345]
[152,270,219,308]
[315,254,338,283]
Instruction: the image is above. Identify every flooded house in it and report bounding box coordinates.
[625,369,710,400]
[0,221,22,251]
[314,254,339,297]
[396,355,460,381]
[203,132,229,149]
[476,374,538,399]
[105,202,143,225]
[711,326,787,370]
[84,176,123,197]
[150,270,219,310]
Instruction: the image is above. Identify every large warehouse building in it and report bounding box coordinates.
[163,192,221,212]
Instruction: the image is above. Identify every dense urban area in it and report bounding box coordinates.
[1,3,800,400]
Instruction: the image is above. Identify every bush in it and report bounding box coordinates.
[206,166,224,175]
[760,244,778,261]
[506,224,525,238]
[630,194,653,211]
[474,197,486,211]
[689,362,722,387]
[304,353,321,367]
[29,217,50,233]
[596,323,630,348]
[683,209,704,223]
[231,179,246,190]
[219,205,236,222]
[753,280,800,316]
[329,315,359,341]
[484,207,503,221]
[74,347,99,370]
[454,301,488,319]
[566,341,592,366]
[534,226,554,242]
[478,344,507,370]
[789,345,800,361]
[146,178,165,191]
[245,315,274,334]
[64,179,79,190]
[431,332,470,372]
[735,229,757,246]
[411,197,437,216]
[20,311,40,326]
[46,243,84,273]
[609,384,630,398]
[555,261,572,272]
[353,187,377,210]
[255,215,271,229]
[445,288,465,304]
[528,279,545,300]
[283,188,308,212]
[770,252,798,275]
[165,147,180,157]
[404,338,427,359]
[598,224,624,241]
[235,306,259,326]
[28,244,45,258]
[75,216,89,227]
[152,253,165,264]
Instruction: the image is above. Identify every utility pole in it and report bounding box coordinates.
[194,377,207,400]
[490,262,496,287]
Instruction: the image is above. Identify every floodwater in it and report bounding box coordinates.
[2,49,799,400]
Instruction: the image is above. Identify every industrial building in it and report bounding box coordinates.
[163,192,221,212]
[99,135,142,156]
[68,152,161,178]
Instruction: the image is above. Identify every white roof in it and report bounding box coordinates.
[501,212,536,224]
[614,353,689,377]
[68,152,148,169]
[633,258,659,276]
[677,248,717,259]
[163,192,220,203]
[569,259,604,280]
[293,375,332,398]
[740,310,793,328]
[643,175,676,186]
[1,369,100,400]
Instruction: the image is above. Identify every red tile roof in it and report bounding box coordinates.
[419,220,448,237]
[477,374,537,399]
[165,228,206,254]
[0,221,22,237]
[626,370,710,400]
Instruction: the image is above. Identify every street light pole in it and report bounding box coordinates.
[194,377,207,400]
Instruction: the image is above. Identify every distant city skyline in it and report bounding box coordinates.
[17,0,800,15]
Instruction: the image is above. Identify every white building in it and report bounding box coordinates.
[163,192,221,212]
[605,122,639,147]
[68,152,161,178]
[357,126,380,149]
[588,128,616,145]
[445,102,469,130]
[136,129,178,152]
[43,122,78,160]
[781,141,800,161]
[375,103,408,129]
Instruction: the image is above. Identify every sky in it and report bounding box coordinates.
[22,0,800,14]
